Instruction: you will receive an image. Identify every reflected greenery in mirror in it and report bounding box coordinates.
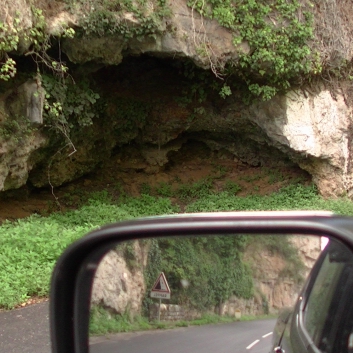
[145,235,252,312]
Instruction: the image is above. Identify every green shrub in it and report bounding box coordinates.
[145,234,253,312]
[90,305,152,335]
[2,183,353,310]
[176,177,214,200]
[0,194,176,309]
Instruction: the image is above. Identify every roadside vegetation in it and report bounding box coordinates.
[1,181,353,311]
[90,306,275,335]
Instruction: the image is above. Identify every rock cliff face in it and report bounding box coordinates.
[91,241,150,315]
[0,0,353,196]
[245,235,321,312]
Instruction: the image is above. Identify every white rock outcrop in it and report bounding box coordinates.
[245,235,321,311]
[91,241,149,315]
[247,90,353,196]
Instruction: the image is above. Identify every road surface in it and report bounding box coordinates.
[0,302,50,353]
[0,302,275,353]
[90,318,276,353]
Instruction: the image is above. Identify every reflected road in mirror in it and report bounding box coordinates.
[90,318,276,353]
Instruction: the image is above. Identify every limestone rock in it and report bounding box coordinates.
[0,1,352,196]
[245,235,321,312]
[0,94,47,191]
[61,0,244,68]
[0,131,46,191]
[289,235,322,270]
[246,90,353,196]
[91,241,149,315]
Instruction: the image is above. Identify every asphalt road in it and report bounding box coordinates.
[0,302,275,353]
[90,318,276,353]
[0,301,50,353]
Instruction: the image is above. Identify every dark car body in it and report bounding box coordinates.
[271,238,353,353]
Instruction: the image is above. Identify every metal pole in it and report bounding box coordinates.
[158,298,161,322]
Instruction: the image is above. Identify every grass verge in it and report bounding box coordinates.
[89,306,276,336]
[1,184,353,309]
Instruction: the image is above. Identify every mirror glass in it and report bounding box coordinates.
[87,234,331,353]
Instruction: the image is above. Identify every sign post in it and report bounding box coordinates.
[150,272,171,322]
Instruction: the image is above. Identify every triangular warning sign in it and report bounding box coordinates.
[154,280,162,290]
[151,272,170,295]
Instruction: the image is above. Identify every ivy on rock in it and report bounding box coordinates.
[188,0,316,101]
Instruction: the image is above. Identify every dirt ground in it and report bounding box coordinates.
[0,154,311,223]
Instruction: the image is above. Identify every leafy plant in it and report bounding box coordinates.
[224,181,242,195]
[188,0,317,101]
[139,183,152,195]
[90,305,152,334]
[176,177,214,200]
[0,57,16,81]
[112,98,151,138]
[0,115,36,142]
[219,84,232,99]
[152,234,252,312]
[0,7,75,82]
[77,0,170,40]
[0,16,20,81]
[155,182,173,197]
[42,74,100,138]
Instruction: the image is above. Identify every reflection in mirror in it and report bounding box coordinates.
[88,234,324,353]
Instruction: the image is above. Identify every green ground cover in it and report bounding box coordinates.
[90,305,276,335]
[1,184,353,309]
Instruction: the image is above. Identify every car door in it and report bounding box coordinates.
[278,239,353,353]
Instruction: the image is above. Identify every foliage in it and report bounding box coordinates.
[154,235,253,311]
[187,0,316,101]
[172,62,230,116]
[112,97,151,135]
[249,234,306,284]
[0,194,175,309]
[0,115,36,142]
[191,313,275,324]
[155,182,173,197]
[0,57,16,81]
[90,305,152,334]
[76,0,170,40]
[0,215,87,308]
[142,238,163,316]
[28,7,47,52]
[174,61,224,110]
[139,183,153,195]
[175,177,215,201]
[185,184,322,212]
[42,74,100,136]
[219,84,232,99]
[260,293,269,315]
[0,7,83,148]
[3,183,353,309]
[223,181,242,195]
[176,63,211,106]
[265,168,286,184]
[0,16,19,80]
[0,19,20,53]
[0,8,74,81]
[119,194,178,218]
[90,305,273,334]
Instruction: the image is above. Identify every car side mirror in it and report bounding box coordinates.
[49,211,353,353]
